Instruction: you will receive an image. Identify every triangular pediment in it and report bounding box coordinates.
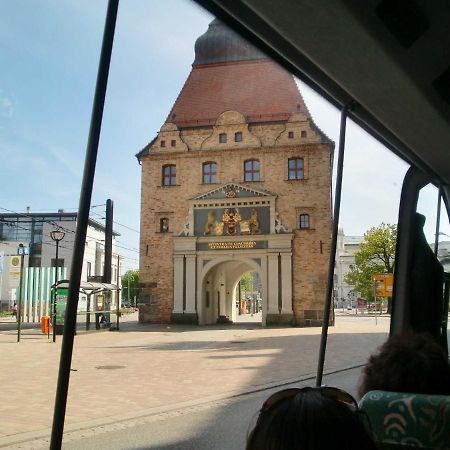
[192,183,275,201]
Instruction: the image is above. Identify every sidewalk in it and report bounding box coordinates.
[0,313,389,447]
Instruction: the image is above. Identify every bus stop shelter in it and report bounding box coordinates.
[53,280,121,331]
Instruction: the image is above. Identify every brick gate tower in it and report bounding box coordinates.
[136,19,334,326]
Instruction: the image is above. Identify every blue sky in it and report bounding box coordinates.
[1,0,448,272]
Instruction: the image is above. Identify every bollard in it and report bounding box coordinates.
[41,316,50,334]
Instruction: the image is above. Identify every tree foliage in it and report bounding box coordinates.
[239,272,253,293]
[122,269,139,301]
[345,223,397,300]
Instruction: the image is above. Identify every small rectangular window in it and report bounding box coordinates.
[299,214,310,229]
[244,159,260,182]
[235,132,242,142]
[161,140,166,147]
[162,164,176,186]
[288,131,294,139]
[203,162,217,184]
[301,131,307,138]
[219,133,227,143]
[171,140,176,147]
[288,158,304,180]
[160,218,169,232]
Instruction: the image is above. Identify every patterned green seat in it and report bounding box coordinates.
[359,390,450,450]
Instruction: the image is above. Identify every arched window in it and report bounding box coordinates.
[299,214,310,229]
[160,218,169,232]
[288,158,304,180]
[203,162,217,184]
[162,164,176,186]
[244,159,260,182]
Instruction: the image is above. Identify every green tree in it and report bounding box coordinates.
[239,272,253,293]
[345,223,396,306]
[122,269,139,304]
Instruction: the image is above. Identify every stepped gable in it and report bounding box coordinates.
[165,20,309,128]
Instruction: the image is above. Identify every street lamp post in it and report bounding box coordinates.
[17,243,25,343]
[50,230,65,343]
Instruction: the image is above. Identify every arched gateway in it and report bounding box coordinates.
[136,20,333,326]
[172,183,294,326]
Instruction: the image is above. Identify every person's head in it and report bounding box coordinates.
[359,332,450,398]
[247,387,376,450]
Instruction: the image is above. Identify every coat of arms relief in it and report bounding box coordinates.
[204,208,260,236]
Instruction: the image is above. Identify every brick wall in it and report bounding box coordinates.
[139,113,332,325]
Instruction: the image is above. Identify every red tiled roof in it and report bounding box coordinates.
[165,59,310,128]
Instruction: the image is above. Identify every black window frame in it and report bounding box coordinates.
[160,218,170,232]
[299,214,310,229]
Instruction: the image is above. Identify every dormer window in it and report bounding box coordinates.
[219,133,227,143]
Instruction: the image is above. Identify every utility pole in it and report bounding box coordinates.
[103,199,113,283]
[103,199,113,322]
[116,254,120,330]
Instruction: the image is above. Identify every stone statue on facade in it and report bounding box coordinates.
[275,213,291,233]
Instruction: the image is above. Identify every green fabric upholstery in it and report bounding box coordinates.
[359,390,450,449]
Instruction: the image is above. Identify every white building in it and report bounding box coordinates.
[0,211,121,318]
[334,227,363,307]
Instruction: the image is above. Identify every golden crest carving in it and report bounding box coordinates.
[223,208,241,235]
[240,208,260,234]
[204,211,217,235]
[215,221,224,235]
[204,208,261,236]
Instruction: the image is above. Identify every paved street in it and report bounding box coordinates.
[0,312,390,449]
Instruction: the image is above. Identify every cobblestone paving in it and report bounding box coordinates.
[0,313,390,448]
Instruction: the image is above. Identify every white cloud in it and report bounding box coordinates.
[0,89,16,119]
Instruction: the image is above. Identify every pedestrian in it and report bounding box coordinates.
[11,302,17,319]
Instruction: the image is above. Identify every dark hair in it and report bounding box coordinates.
[247,388,376,450]
[359,333,450,398]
